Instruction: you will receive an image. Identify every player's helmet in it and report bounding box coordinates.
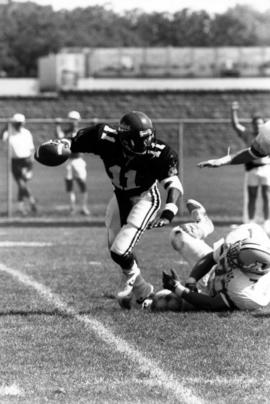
[118,111,155,155]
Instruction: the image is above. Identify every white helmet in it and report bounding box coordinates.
[11,113,26,123]
[68,110,81,121]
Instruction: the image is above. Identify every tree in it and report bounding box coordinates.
[0,2,270,76]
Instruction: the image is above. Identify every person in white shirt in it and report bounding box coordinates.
[55,110,90,215]
[145,200,270,312]
[231,101,270,227]
[2,113,37,215]
[198,119,270,234]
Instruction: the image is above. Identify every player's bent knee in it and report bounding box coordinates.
[110,250,135,269]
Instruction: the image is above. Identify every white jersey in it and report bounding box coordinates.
[209,224,270,310]
[3,127,34,159]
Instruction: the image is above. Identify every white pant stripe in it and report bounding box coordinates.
[125,184,161,255]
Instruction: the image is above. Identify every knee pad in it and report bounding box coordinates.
[110,250,135,269]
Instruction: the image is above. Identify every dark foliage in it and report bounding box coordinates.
[1,2,270,76]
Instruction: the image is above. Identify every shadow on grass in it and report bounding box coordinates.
[0,309,72,317]
[251,311,270,318]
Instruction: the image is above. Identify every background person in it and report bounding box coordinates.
[2,113,37,216]
[198,119,270,235]
[56,110,90,216]
[231,101,270,227]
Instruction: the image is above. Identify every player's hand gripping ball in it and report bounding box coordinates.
[34,139,71,167]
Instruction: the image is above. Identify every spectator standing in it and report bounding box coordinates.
[231,101,270,229]
[2,113,37,215]
[56,110,90,216]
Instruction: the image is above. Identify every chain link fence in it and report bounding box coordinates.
[0,118,248,220]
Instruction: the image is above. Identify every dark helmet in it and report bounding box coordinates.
[118,111,155,155]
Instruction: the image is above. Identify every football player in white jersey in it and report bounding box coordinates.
[147,200,270,312]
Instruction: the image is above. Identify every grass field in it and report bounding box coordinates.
[0,225,269,403]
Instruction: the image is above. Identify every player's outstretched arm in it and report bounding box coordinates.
[231,101,246,137]
[198,147,257,168]
[162,269,227,311]
[180,290,228,311]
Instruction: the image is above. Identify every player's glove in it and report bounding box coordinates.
[147,217,170,229]
[162,269,180,292]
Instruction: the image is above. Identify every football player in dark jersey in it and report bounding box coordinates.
[36,111,183,309]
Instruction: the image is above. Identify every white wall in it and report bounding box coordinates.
[0,79,39,95]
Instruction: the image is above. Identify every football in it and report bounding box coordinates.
[34,140,71,167]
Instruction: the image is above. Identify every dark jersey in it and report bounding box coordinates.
[71,123,179,195]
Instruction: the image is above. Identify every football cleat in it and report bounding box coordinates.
[145,289,183,312]
[133,282,154,305]
[186,199,206,222]
[117,267,140,309]
[185,199,214,238]
[141,297,154,310]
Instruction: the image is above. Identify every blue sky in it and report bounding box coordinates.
[14,0,270,14]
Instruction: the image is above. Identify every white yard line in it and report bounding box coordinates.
[88,261,103,266]
[183,376,270,386]
[0,383,24,397]
[0,262,203,404]
[0,242,52,247]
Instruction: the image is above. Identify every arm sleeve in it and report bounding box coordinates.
[70,124,103,154]
[55,125,65,139]
[157,146,179,182]
[231,108,246,138]
[181,290,228,311]
[189,251,216,281]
